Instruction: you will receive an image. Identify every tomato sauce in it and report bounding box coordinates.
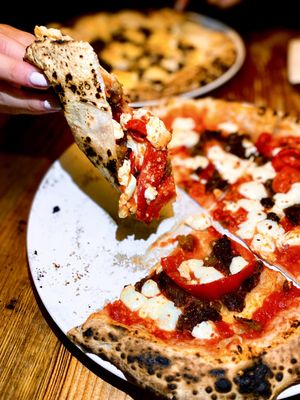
[242,285,300,339]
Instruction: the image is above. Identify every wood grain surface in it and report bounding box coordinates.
[1,28,300,400]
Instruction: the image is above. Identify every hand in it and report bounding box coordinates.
[0,24,61,115]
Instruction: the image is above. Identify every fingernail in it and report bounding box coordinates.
[44,100,61,111]
[30,71,49,87]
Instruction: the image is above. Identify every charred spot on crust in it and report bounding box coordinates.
[54,39,67,44]
[105,159,117,174]
[52,71,57,80]
[54,83,63,93]
[275,372,283,382]
[82,328,93,338]
[107,149,112,157]
[209,369,225,377]
[215,378,232,393]
[65,73,72,83]
[130,353,170,369]
[234,362,272,397]
[85,146,97,158]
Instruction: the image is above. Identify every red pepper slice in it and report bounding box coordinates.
[255,133,274,158]
[126,118,148,138]
[272,148,300,172]
[136,143,176,223]
[161,249,256,300]
[272,166,300,193]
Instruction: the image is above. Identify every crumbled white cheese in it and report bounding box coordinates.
[119,112,132,129]
[168,117,199,149]
[138,295,182,331]
[192,321,217,339]
[249,161,276,183]
[207,145,249,184]
[144,185,158,204]
[217,122,238,133]
[120,285,146,311]
[124,174,137,199]
[252,234,276,253]
[229,256,248,275]
[223,201,240,213]
[172,155,209,170]
[273,183,300,210]
[280,228,300,247]
[112,119,124,139]
[141,280,161,298]
[168,129,199,149]
[238,181,268,201]
[184,213,212,231]
[242,139,257,158]
[172,117,195,131]
[236,202,266,240]
[146,115,171,149]
[178,259,224,283]
[118,159,131,186]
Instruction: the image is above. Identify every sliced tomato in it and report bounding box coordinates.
[272,166,300,193]
[213,206,247,231]
[161,249,256,300]
[136,143,176,223]
[276,246,300,279]
[255,133,274,158]
[125,117,147,137]
[272,149,300,172]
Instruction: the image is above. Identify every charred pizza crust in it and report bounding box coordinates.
[25,26,119,187]
[50,8,238,103]
[68,308,300,400]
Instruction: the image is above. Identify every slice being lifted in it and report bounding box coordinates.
[25,26,176,223]
[68,214,300,399]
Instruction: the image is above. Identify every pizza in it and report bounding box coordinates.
[155,98,300,283]
[66,98,300,400]
[24,26,176,224]
[49,8,238,103]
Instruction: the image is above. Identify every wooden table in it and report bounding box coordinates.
[1,27,300,400]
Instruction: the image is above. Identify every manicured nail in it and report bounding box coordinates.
[29,71,49,87]
[44,100,61,111]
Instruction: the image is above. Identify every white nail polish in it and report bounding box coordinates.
[30,72,49,87]
[44,100,61,111]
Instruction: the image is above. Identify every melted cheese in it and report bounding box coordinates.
[242,139,257,158]
[184,213,212,231]
[251,219,285,254]
[273,182,300,210]
[178,259,224,283]
[120,285,147,311]
[229,256,248,275]
[112,119,124,139]
[169,117,199,149]
[172,155,209,170]
[191,321,217,339]
[144,185,158,204]
[236,199,266,239]
[141,279,160,298]
[138,295,182,331]
[238,181,268,201]
[249,161,276,183]
[146,115,171,149]
[120,284,181,332]
[118,159,131,186]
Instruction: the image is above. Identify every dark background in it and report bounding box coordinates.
[1,0,300,34]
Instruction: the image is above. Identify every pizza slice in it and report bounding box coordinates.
[156,98,300,282]
[24,26,176,223]
[68,214,300,399]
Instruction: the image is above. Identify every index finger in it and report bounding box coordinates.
[0,24,34,47]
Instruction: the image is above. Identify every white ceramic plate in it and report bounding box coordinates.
[130,12,246,108]
[27,144,299,399]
